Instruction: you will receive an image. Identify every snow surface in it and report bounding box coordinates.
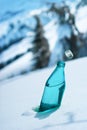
[0,37,33,63]
[0,52,33,80]
[0,57,87,130]
[76,6,87,33]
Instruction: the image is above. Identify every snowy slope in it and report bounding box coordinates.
[0,52,33,80]
[0,57,87,130]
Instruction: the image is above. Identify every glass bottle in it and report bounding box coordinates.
[39,61,65,112]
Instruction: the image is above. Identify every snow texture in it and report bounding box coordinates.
[76,6,87,33]
[0,57,87,130]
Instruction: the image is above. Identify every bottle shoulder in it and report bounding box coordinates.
[46,67,65,87]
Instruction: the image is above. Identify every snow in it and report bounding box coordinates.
[0,57,87,130]
[0,52,33,80]
[0,37,33,63]
[76,6,87,33]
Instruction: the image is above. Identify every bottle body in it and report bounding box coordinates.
[39,61,65,112]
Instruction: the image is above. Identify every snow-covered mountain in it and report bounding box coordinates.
[0,0,87,80]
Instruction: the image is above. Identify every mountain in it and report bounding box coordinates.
[0,1,87,80]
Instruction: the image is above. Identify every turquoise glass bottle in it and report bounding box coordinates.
[39,61,65,112]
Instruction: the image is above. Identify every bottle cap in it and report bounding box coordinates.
[65,50,73,59]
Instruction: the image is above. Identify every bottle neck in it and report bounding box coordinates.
[57,61,65,68]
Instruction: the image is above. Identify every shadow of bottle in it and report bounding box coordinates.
[34,106,58,119]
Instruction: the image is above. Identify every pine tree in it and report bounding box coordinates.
[31,15,50,70]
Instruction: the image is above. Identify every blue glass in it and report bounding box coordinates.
[39,61,65,112]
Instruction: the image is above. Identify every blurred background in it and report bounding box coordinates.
[0,0,87,81]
